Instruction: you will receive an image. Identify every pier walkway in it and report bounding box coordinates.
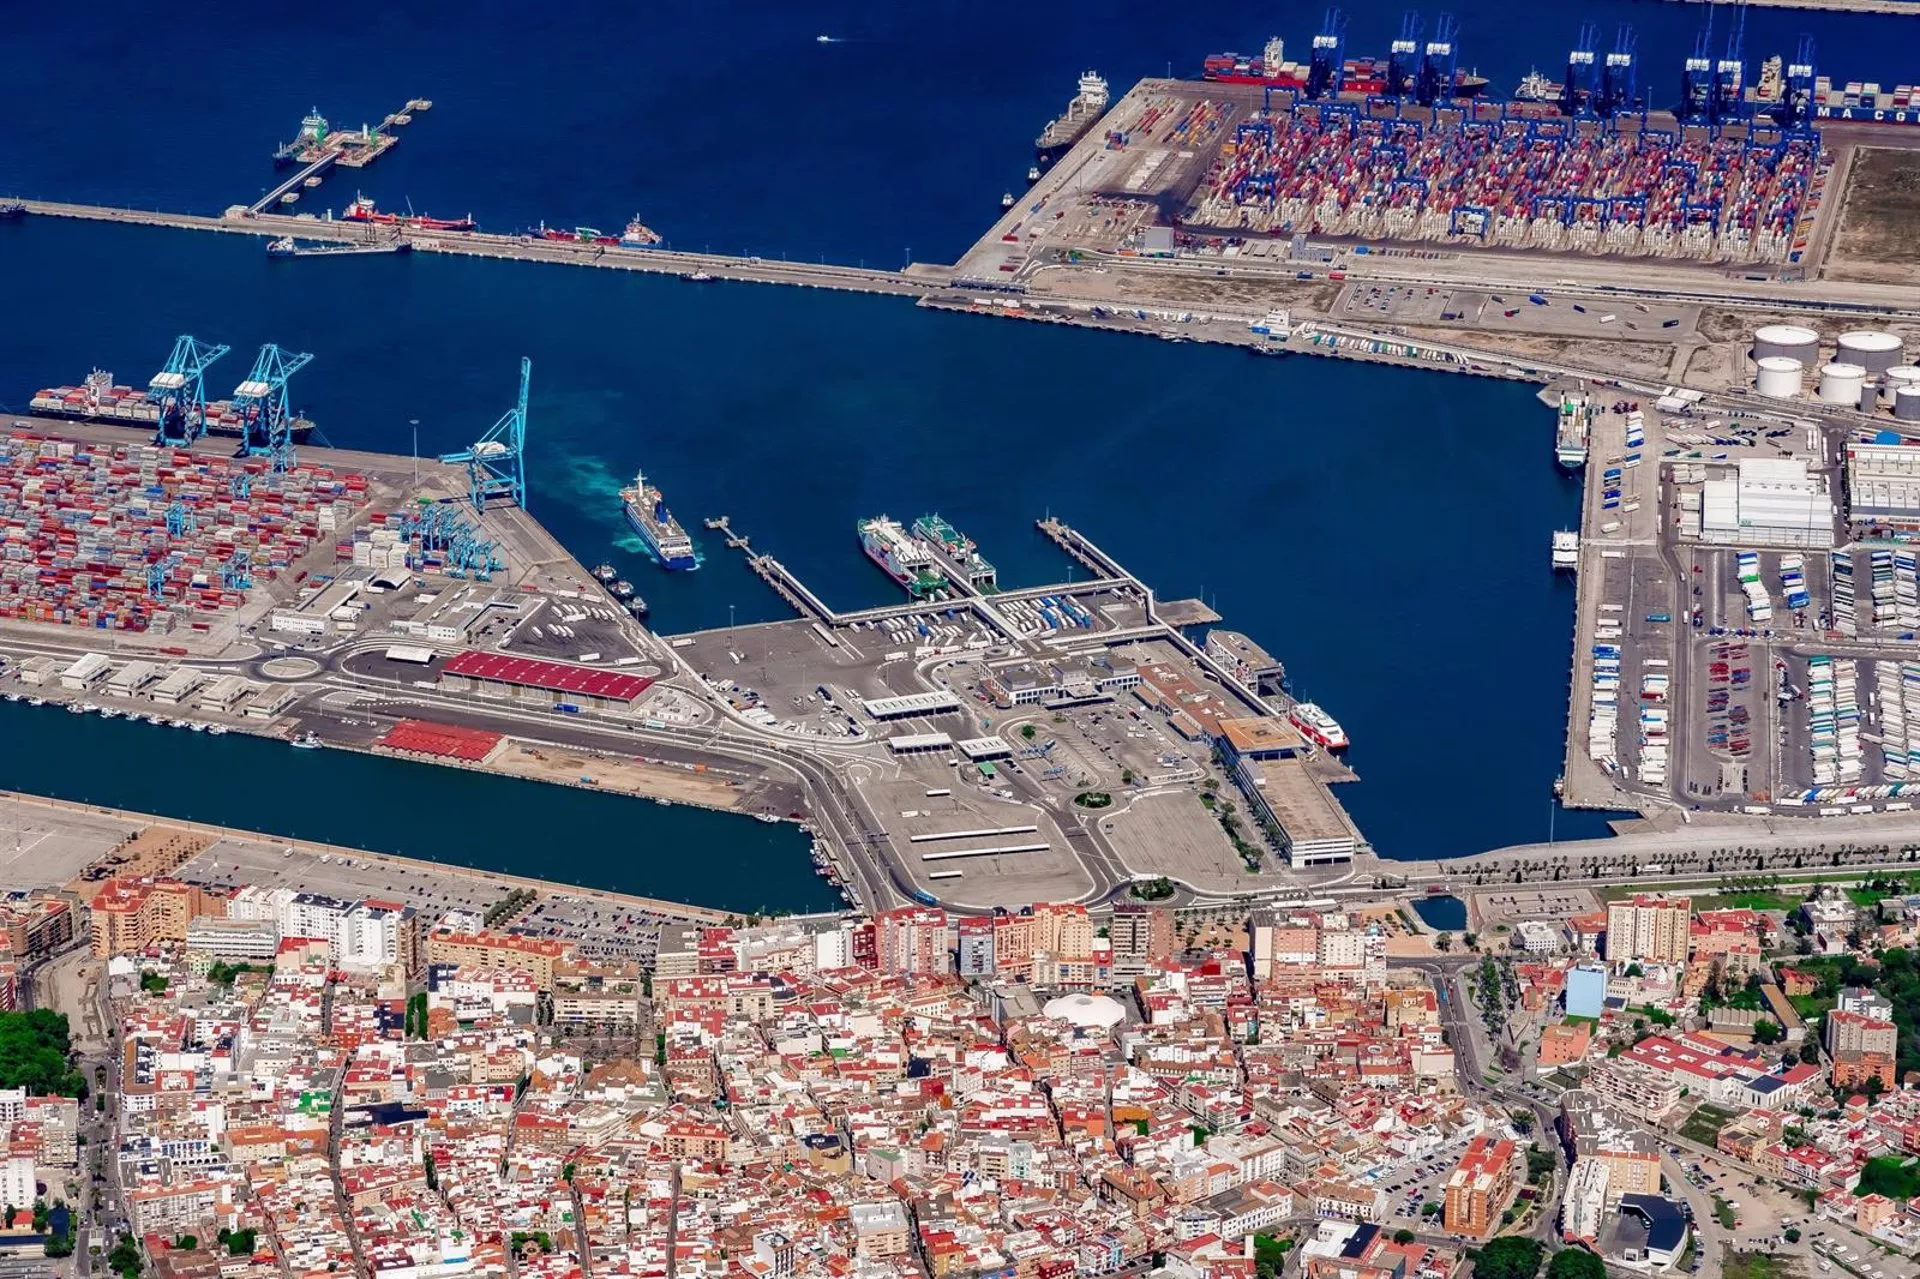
[13,200,948,299]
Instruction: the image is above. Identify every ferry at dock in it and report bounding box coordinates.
[1556,393,1591,470]
[1552,530,1580,572]
[1287,701,1349,752]
[622,471,697,570]
[858,516,946,598]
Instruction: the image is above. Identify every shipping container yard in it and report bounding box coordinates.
[1190,112,1825,262]
[0,431,364,635]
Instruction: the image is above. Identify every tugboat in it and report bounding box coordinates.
[680,269,715,282]
[609,579,637,601]
[625,595,651,619]
[1027,164,1041,183]
[0,202,26,220]
[592,563,619,584]
[267,236,298,258]
[291,731,323,749]
[1001,192,1016,209]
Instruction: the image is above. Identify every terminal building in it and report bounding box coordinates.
[1215,716,1359,868]
[1204,629,1286,697]
[984,655,1140,709]
[438,651,653,710]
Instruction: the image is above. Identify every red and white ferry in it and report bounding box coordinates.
[1288,701,1350,751]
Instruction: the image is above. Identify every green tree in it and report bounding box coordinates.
[1752,1019,1783,1045]
[1470,1237,1544,1279]
[138,971,168,995]
[1435,933,1453,952]
[1785,1228,1802,1244]
[1799,1037,1822,1065]
[172,1236,198,1252]
[1625,963,1644,979]
[1546,1247,1608,1279]
[1020,724,1036,741]
[423,1151,438,1192]
[1510,1109,1536,1135]
[1253,1235,1289,1279]
[1393,1230,1417,1245]
[0,1010,89,1099]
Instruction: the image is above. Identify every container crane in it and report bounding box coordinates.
[1782,34,1817,135]
[1680,4,1716,126]
[1418,13,1459,106]
[439,357,530,512]
[232,343,313,473]
[1306,8,1348,100]
[148,335,230,447]
[1386,11,1422,100]
[1715,0,1750,124]
[1565,22,1599,120]
[1598,24,1641,124]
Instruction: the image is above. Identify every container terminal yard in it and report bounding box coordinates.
[21,19,1920,913]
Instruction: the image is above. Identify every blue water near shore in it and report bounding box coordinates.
[3,0,1901,901]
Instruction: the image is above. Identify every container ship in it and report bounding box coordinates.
[858,516,946,598]
[29,369,314,440]
[341,194,476,233]
[1036,71,1112,156]
[1288,701,1350,752]
[620,470,697,570]
[1202,36,1487,97]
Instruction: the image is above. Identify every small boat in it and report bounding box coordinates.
[267,236,297,258]
[208,725,229,736]
[66,703,83,714]
[26,697,44,707]
[816,34,835,43]
[1001,192,1016,209]
[681,270,715,282]
[190,722,207,732]
[291,731,323,749]
[592,563,619,584]
[625,596,651,619]
[755,812,781,824]
[0,202,26,220]
[1027,165,1041,183]
[609,579,637,601]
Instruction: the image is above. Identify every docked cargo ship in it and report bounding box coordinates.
[30,369,314,440]
[1036,71,1112,156]
[1556,394,1590,470]
[1514,68,1565,104]
[341,194,476,233]
[620,471,697,570]
[1810,76,1920,126]
[858,516,946,597]
[1288,701,1350,752]
[1202,36,1487,97]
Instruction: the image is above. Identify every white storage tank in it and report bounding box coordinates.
[1754,323,1820,363]
[1819,361,1868,405]
[1755,356,1805,399]
[1898,385,1920,422]
[1882,365,1920,406]
[1838,329,1904,374]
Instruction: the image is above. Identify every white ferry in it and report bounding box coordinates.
[1552,530,1580,572]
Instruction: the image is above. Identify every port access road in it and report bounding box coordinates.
[10,199,950,298]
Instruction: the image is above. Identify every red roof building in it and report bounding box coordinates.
[440,650,653,705]
[376,719,504,762]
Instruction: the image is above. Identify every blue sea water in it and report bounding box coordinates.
[0,0,1906,900]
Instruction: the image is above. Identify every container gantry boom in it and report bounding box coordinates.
[232,343,313,472]
[1783,34,1817,134]
[1565,22,1598,120]
[1387,11,1422,100]
[1306,7,1348,100]
[148,335,230,447]
[439,356,530,512]
[1681,4,1716,125]
[1418,12,1458,106]
[1715,0,1750,123]
[1599,23,1640,124]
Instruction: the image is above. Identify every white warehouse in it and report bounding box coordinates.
[1698,457,1835,548]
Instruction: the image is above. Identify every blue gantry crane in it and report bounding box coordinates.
[1598,24,1641,124]
[232,343,313,472]
[1386,11,1422,101]
[440,357,530,513]
[221,549,253,591]
[1565,22,1599,119]
[1418,12,1459,106]
[1680,4,1717,126]
[1306,8,1348,100]
[148,336,230,447]
[1715,0,1751,124]
[1782,34,1818,135]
